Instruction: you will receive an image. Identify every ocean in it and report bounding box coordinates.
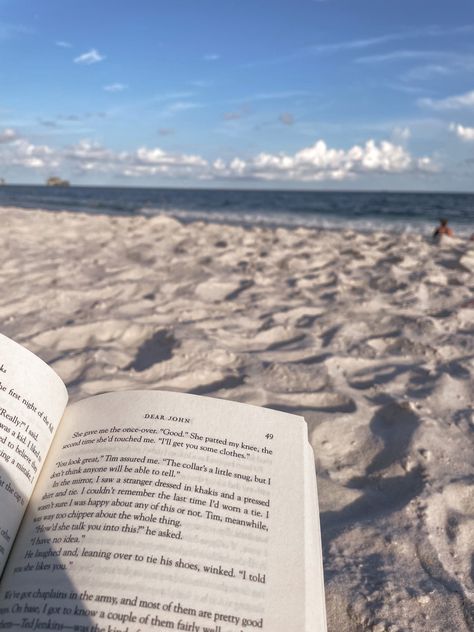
[1,185,473,236]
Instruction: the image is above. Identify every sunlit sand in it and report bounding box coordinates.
[1,206,474,631]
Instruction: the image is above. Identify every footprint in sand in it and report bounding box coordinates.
[321,401,425,546]
[126,329,179,371]
[423,482,474,599]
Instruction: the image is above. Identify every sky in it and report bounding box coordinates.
[1,0,474,190]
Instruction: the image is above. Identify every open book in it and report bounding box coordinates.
[0,333,326,632]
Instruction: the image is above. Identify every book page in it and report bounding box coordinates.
[0,334,68,576]
[304,443,327,632]
[0,390,325,631]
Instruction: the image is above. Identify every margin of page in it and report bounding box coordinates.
[68,388,305,423]
[305,441,327,632]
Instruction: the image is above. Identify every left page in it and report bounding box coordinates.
[0,334,68,576]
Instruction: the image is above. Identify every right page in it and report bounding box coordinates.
[304,443,327,631]
[0,390,326,631]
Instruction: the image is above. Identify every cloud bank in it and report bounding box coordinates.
[210,140,434,181]
[0,129,436,182]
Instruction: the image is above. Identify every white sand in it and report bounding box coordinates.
[1,206,474,631]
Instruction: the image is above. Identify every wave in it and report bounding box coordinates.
[1,185,474,237]
[139,206,469,236]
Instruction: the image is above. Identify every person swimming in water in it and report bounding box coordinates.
[433,218,453,239]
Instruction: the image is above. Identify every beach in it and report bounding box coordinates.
[1,205,474,631]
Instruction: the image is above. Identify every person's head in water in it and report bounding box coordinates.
[440,218,448,227]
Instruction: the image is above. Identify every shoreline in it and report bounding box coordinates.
[1,184,474,237]
[1,203,472,239]
[1,205,473,631]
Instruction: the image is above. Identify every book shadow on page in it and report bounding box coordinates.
[1,463,94,629]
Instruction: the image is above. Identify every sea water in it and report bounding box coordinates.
[1,185,473,236]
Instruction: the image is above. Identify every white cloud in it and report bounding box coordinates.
[104,83,127,92]
[12,140,59,169]
[74,49,105,65]
[209,139,435,182]
[203,54,220,61]
[64,140,116,164]
[419,90,474,111]
[56,40,72,48]
[0,136,59,170]
[0,128,18,143]
[450,122,474,141]
[60,140,208,177]
[0,131,436,182]
[127,147,207,174]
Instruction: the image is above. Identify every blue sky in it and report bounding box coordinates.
[1,0,474,190]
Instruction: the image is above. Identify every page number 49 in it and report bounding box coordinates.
[265,433,273,439]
